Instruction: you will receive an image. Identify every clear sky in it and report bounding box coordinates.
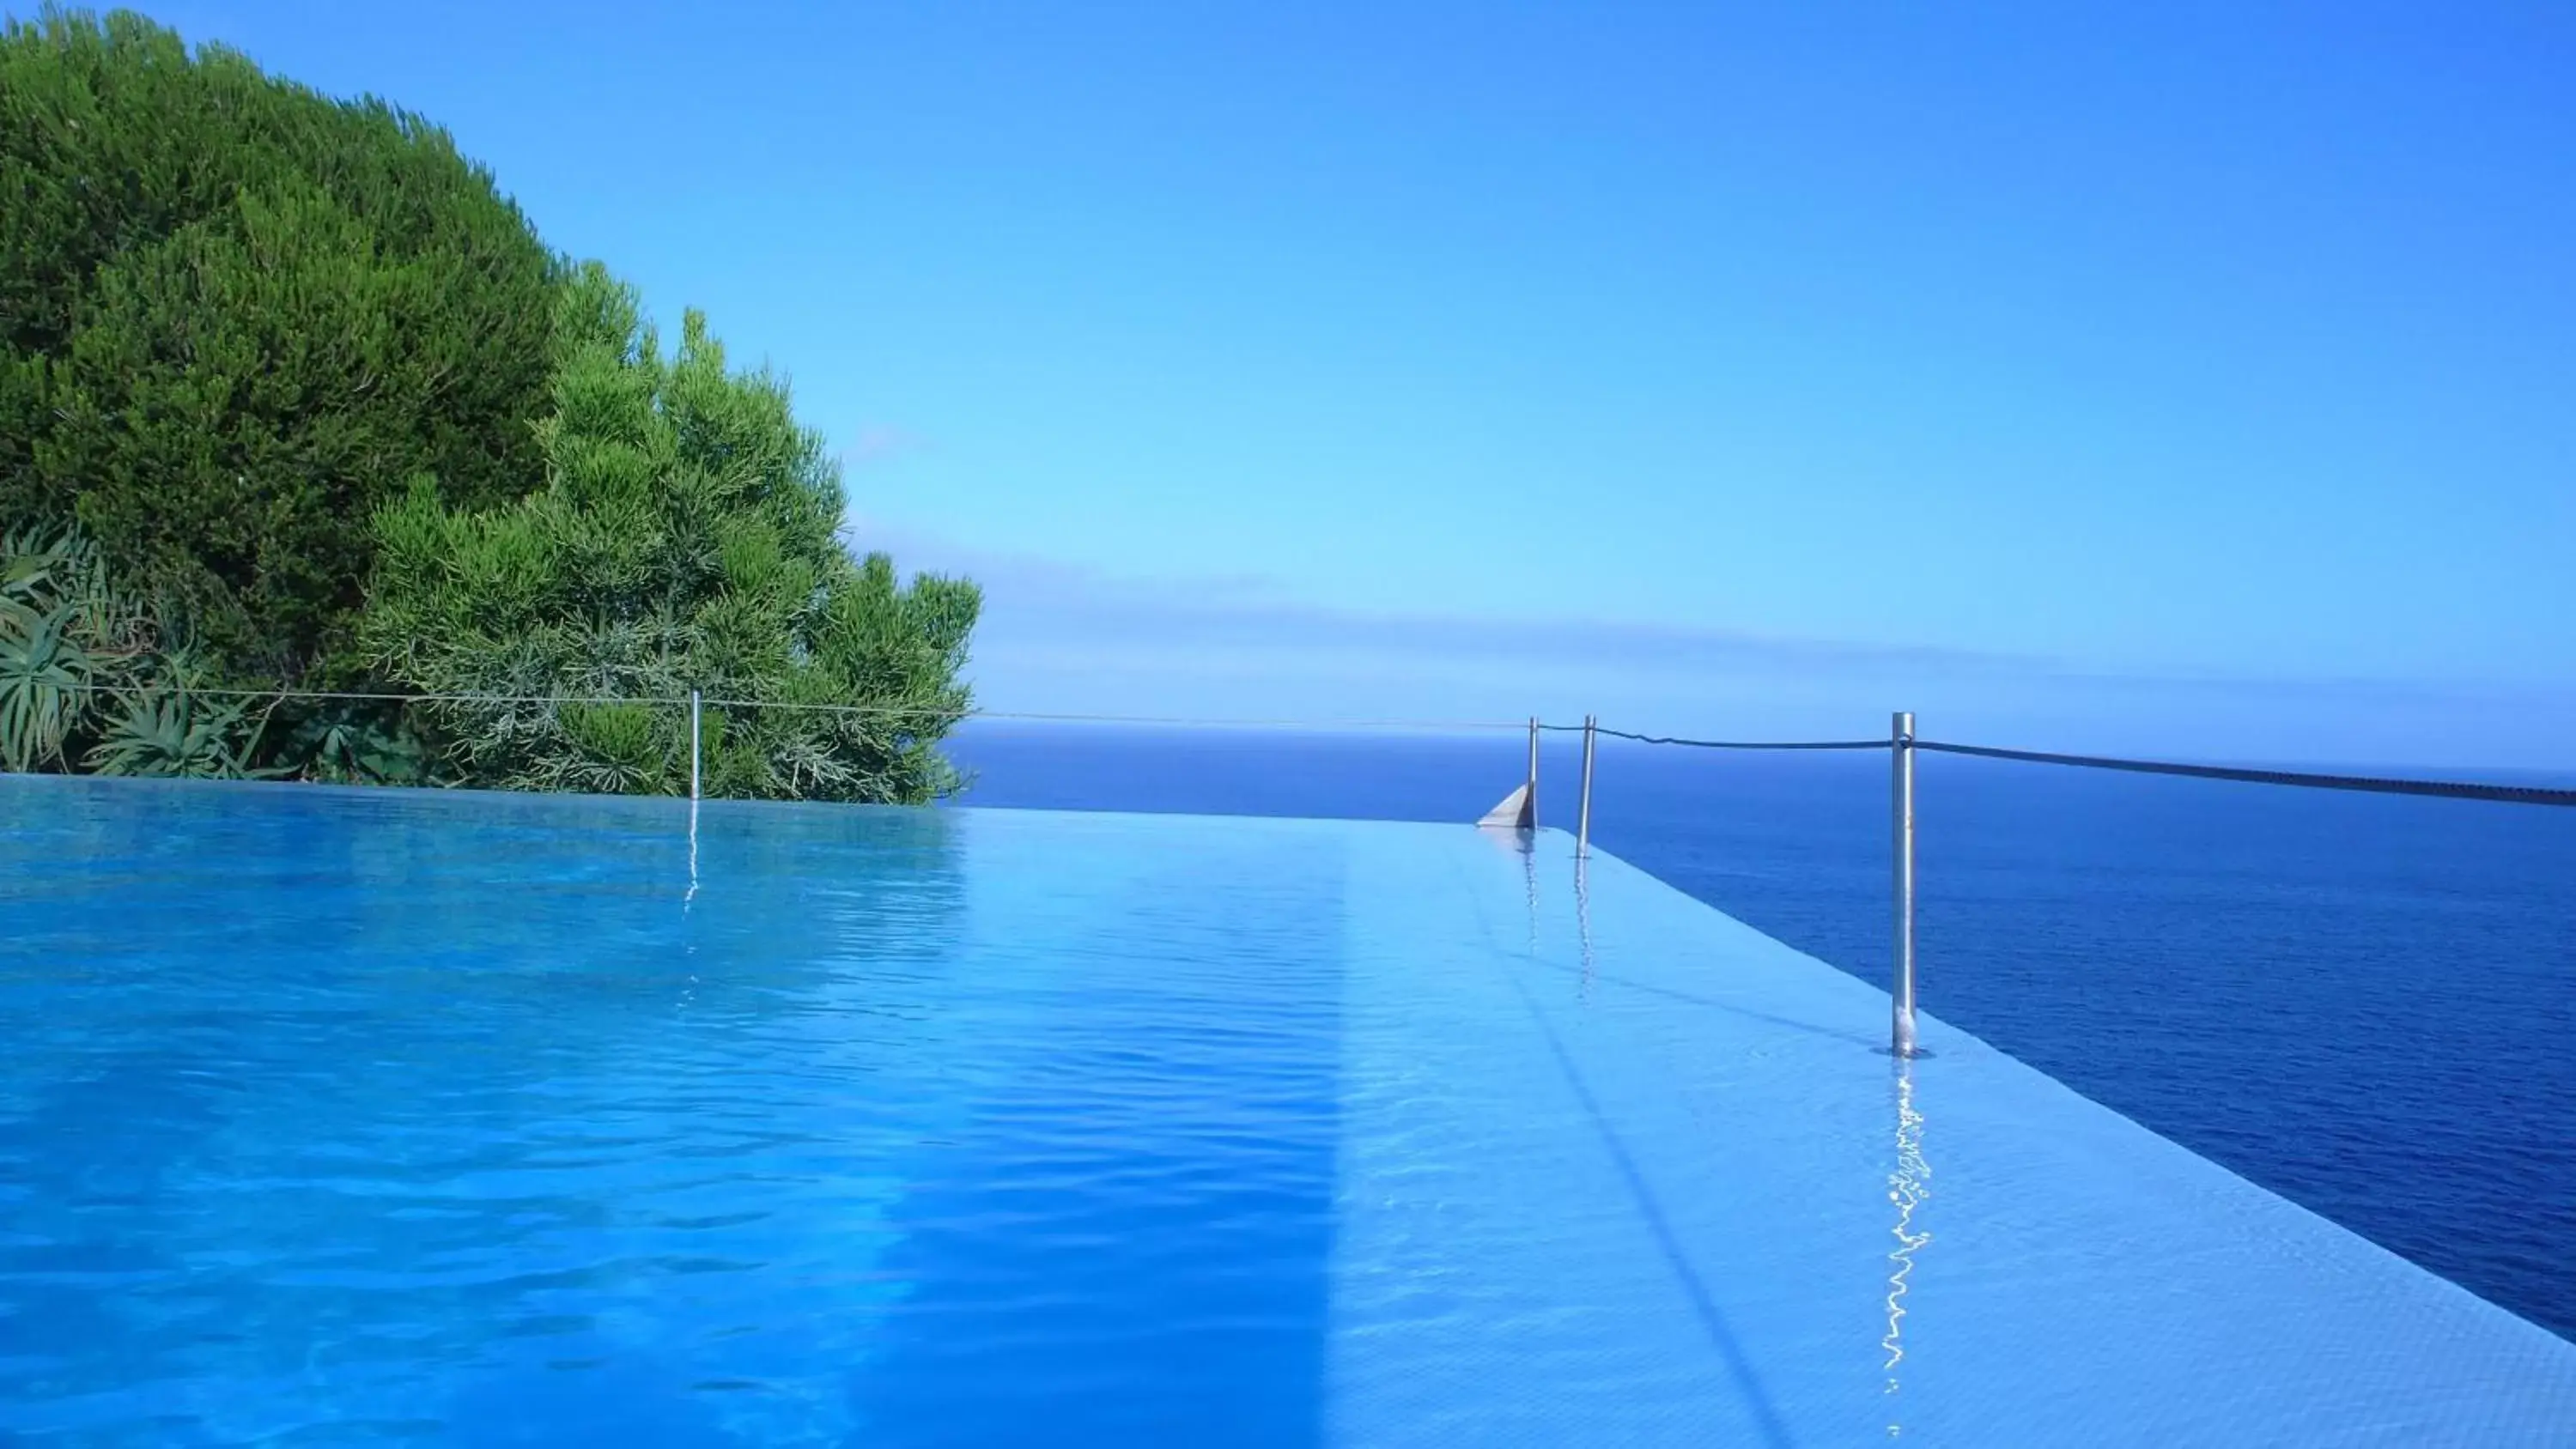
[94,3,2576,764]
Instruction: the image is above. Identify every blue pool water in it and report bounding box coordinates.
[947,721,2576,1344]
[5,774,2576,1444]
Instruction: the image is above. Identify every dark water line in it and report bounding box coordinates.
[1459,846,1797,1448]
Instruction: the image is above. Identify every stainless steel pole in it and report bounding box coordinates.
[1526,716,1540,830]
[1892,710,1917,1058]
[690,690,702,803]
[1577,714,1597,858]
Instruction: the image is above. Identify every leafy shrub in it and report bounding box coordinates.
[0,7,560,682]
[267,706,428,785]
[362,265,980,803]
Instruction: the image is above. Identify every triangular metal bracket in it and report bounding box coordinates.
[1477,781,1534,830]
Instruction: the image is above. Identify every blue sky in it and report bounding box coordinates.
[105,2,2576,764]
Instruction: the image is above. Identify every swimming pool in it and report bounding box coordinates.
[3,776,2571,1445]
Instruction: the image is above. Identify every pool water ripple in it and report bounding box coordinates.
[4,778,2574,1446]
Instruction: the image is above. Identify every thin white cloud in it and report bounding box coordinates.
[837,424,924,470]
[841,518,2576,769]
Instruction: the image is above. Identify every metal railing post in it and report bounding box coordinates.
[1892,710,1917,1058]
[1526,716,1540,830]
[690,690,702,803]
[1577,713,1597,858]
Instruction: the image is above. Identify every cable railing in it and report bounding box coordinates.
[45,682,1534,732]
[1907,738,2576,807]
[1542,722,1888,751]
[24,681,2573,1058]
[39,678,2573,810]
[1498,712,2576,1060]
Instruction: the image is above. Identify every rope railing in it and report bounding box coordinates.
[39,679,2567,803]
[1516,711,2574,1060]
[1909,739,2576,808]
[24,679,2571,1061]
[1548,713,2576,808]
[1572,724,1886,751]
[47,679,2563,803]
[39,682,1530,733]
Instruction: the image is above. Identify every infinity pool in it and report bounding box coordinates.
[3,777,2571,1445]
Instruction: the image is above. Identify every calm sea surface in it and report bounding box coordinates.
[945,720,2576,1343]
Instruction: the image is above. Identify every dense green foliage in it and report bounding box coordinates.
[362,266,981,803]
[0,524,266,778]
[0,7,560,682]
[0,12,979,800]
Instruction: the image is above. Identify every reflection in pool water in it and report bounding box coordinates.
[1882,1060,1932,1439]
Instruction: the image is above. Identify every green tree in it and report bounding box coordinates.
[361,264,980,803]
[0,7,559,682]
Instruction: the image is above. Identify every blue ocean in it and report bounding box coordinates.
[945,720,2576,1343]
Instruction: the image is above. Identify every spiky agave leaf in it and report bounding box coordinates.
[0,598,97,772]
[84,685,256,779]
